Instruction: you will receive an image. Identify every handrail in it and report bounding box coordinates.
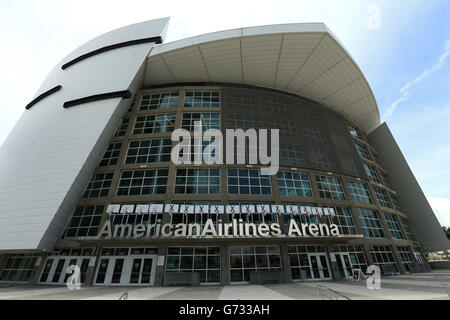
[119,292,129,300]
[315,285,352,300]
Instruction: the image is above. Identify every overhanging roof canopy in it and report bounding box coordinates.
[145,23,380,133]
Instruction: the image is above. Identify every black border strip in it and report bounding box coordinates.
[26,85,62,110]
[61,36,163,70]
[63,90,132,109]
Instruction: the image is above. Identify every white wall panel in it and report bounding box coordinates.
[0,18,170,252]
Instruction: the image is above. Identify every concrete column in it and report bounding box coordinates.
[84,246,102,286]
[326,245,341,281]
[392,246,407,274]
[154,245,168,287]
[84,263,97,287]
[362,243,375,267]
[280,243,293,283]
[221,243,230,286]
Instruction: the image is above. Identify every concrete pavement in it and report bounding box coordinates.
[0,269,448,300]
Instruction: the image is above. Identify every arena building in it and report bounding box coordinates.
[0,18,448,287]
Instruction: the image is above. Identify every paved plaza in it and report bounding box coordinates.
[0,269,449,300]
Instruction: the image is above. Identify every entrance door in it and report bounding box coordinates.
[126,257,156,285]
[39,257,91,285]
[95,256,157,286]
[94,257,128,286]
[95,258,112,285]
[308,254,331,280]
[335,253,353,279]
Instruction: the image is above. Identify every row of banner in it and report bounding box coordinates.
[106,204,337,217]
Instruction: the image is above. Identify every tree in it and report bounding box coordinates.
[443,226,450,240]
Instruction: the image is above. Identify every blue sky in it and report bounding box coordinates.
[0,0,449,226]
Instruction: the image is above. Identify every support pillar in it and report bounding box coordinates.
[392,246,407,274]
[326,245,341,281]
[221,243,230,286]
[83,246,102,287]
[280,243,293,283]
[154,245,168,287]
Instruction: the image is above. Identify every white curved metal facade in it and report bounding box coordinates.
[0,18,170,251]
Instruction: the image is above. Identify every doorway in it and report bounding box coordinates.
[39,257,90,285]
[94,255,157,286]
[308,253,332,280]
[335,253,353,279]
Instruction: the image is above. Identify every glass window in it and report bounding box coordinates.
[357,208,385,238]
[267,118,297,138]
[330,207,357,235]
[230,246,282,284]
[228,169,272,195]
[380,171,393,189]
[363,162,381,184]
[347,123,364,140]
[374,187,391,208]
[82,172,113,198]
[383,213,405,240]
[63,205,104,238]
[309,149,335,171]
[277,171,312,197]
[288,245,328,280]
[182,113,220,131]
[370,246,399,273]
[400,217,415,241]
[99,143,122,167]
[117,169,168,196]
[125,139,172,164]
[0,254,39,282]
[397,246,415,271]
[133,114,176,135]
[315,175,346,200]
[279,142,305,168]
[184,91,220,108]
[227,113,262,130]
[335,245,368,273]
[354,142,371,160]
[139,92,179,110]
[187,138,221,163]
[370,151,381,165]
[347,181,373,204]
[390,193,401,211]
[165,247,221,285]
[175,169,220,194]
[114,118,129,137]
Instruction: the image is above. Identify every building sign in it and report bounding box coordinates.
[99,204,341,239]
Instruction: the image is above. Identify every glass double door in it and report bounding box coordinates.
[335,253,353,279]
[39,257,90,285]
[308,254,332,280]
[95,256,157,286]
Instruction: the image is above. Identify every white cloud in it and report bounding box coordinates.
[383,39,450,119]
[428,197,450,227]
